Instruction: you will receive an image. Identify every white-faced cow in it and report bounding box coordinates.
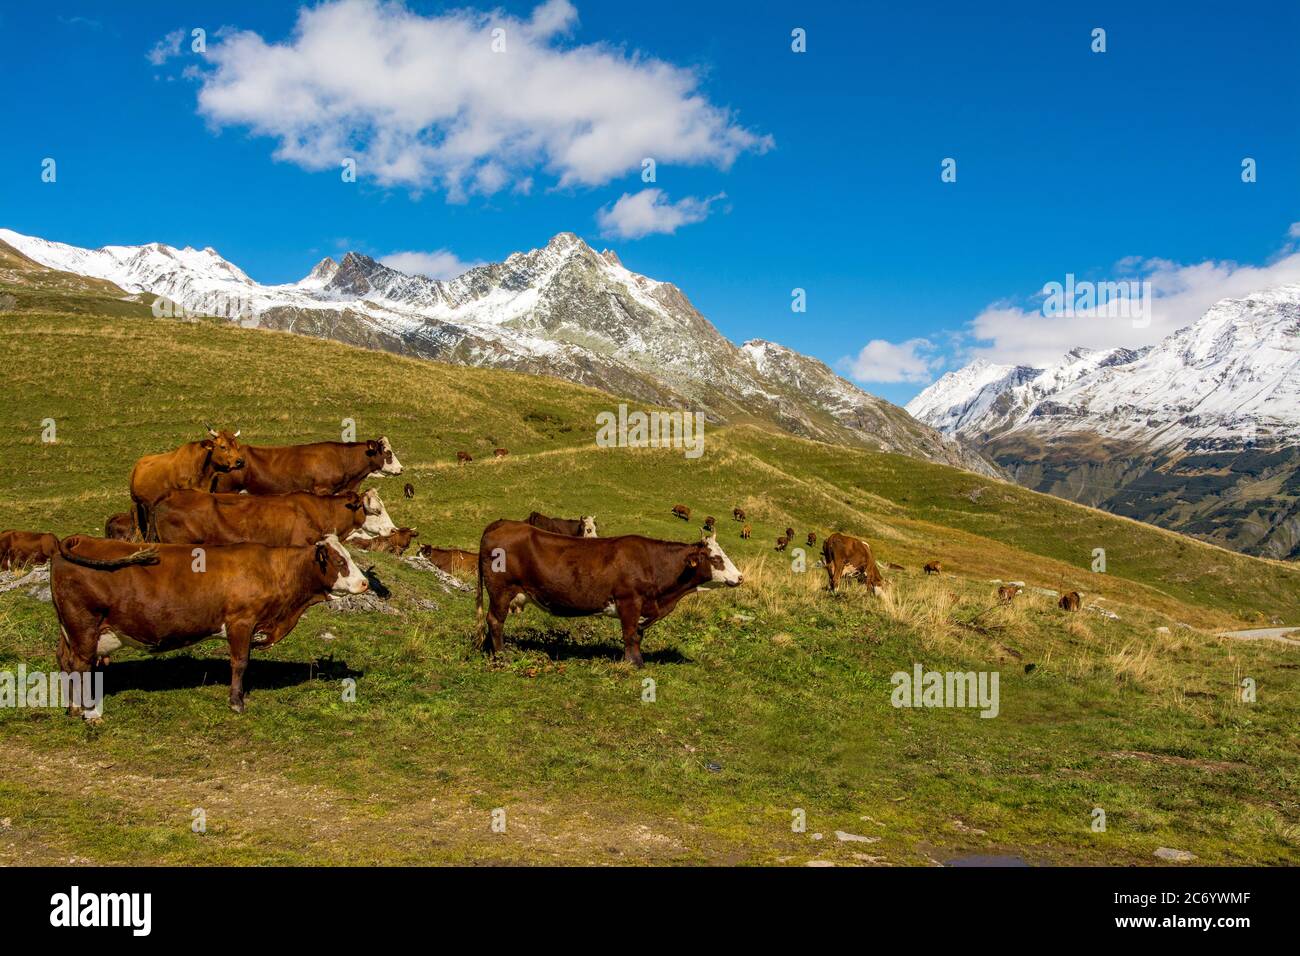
[50,534,368,715]
[525,511,597,537]
[152,488,396,547]
[477,521,742,666]
[212,437,402,495]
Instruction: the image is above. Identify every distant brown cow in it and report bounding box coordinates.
[1059,591,1082,611]
[419,545,477,577]
[924,561,942,575]
[104,513,135,541]
[404,483,415,499]
[822,532,885,593]
[703,516,716,533]
[0,530,60,570]
[476,521,741,665]
[785,526,795,543]
[526,511,597,537]
[152,488,396,548]
[741,524,751,539]
[732,507,745,521]
[50,535,368,715]
[806,532,817,548]
[212,438,402,496]
[671,504,691,521]
[457,451,473,463]
[775,536,788,552]
[350,527,419,555]
[998,584,1020,604]
[493,448,509,458]
[129,426,244,540]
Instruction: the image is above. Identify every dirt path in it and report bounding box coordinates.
[1219,626,1300,646]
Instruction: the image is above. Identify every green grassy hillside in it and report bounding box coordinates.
[1,302,1298,866]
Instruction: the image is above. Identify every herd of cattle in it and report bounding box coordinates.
[0,426,1084,717]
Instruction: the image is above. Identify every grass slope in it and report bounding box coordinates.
[1,302,1297,866]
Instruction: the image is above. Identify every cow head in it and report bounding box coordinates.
[315,535,369,594]
[691,535,743,589]
[366,437,404,477]
[201,425,244,472]
[580,516,598,537]
[359,489,398,536]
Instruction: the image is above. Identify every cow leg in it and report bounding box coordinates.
[54,611,98,718]
[825,561,839,593]
[226,621,255,713]
[485,591,513,656]
[617,599,645,668]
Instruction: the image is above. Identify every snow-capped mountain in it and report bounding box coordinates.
[0,227,998,477]
[907,286,1300,557]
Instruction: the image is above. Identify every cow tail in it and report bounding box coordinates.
[133,500,150,543]
[58,538,160,571]
[473,555,486,648]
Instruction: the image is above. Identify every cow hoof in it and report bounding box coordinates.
[229,699,245,714]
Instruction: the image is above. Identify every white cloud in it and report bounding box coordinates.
[147,28,185,66]
[965,243,1300,368]
[380,249,482,280]
[1288,221,1300,240]
[192,0,771,198]
[841,338,943,384]
[595,188,722,239]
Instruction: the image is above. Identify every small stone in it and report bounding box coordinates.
[835,830,879,843]
[806,860,835,867]
[1156,626,1170,634]
[811,832,823,840]
[319,631,337,641]
[705,761,722,773]
[1154,847,1196,862]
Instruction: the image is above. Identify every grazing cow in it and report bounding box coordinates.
[212,437,403,496]
[0,530,60,570]
[129,426,244,539]
[350,527,419,555]
[493,448,509,458]
[741,523,751,539]
[806,532,817,548]
[998,584,1021,604]
[924,561,942,575]
[50,535,368,714]
[775,536,788,552]
[457,451,473,463]
[476,521,742,666]
[671,504,691,521]
[104,513,135,541]
[784,526,795,544]
[526,511,598,537]
[821,532,885,593]
[732,507,746,522]
[152,488,396,548]
[404,483,415,499]
[1059,591,1082,611]
[418,545,477,577]
[703,516,716,533]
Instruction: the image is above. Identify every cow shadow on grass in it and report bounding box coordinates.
[100,654,362,697]
[511,628,690,665]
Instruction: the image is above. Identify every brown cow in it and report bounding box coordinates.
[740,523,751,539]
[784,526,795,544]
[0,530,60,570]
[493,448,509,458]
[419,545,477,576]
[822,532,885,593]
[998,584,1021,604]
[1059,591,1082,611]
[129,426,244,539]
[50,534,368,714]
[457,451,473,463]
[732,507,746,521]
[404,483,415,499]
[350,527,419,555]
[104,513,135,541]
[924,561,942,575]
[703,516,716,533]
[476,522,742,666]
[671,504,691,521]
[806,532,817,548]
[775,536,788,552]
[212,438,403,495]
[526,511,597,537]
[152,488,396,547]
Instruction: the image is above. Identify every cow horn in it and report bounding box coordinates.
[233,430,241,438]
[205,423,217,437]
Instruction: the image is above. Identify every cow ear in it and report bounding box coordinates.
[200,439,214,450]
[366,440,379,455]
[315,544,329,570]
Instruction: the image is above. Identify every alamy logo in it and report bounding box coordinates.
[0,667,103,717]
[595,404,705,459]
[49,886,151,936]
[1042,273,1153,329]
[890,664,1000,718]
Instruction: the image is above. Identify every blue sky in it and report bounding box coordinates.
[1,0,1297,404]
